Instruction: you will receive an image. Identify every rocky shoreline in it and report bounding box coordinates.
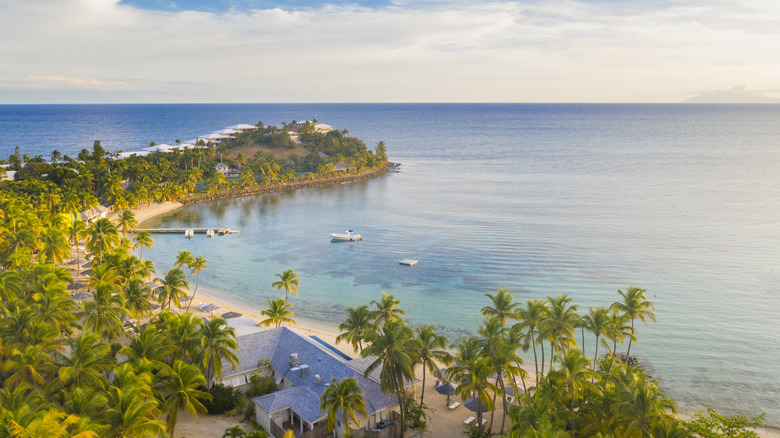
[180,162,395,205]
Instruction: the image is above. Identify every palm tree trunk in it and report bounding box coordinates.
[499,376,508,434]
[626,319,635,359]
[540,339,546,376]
[603,341,618,391]
[581,326,585,354]
[396,386,405,438]
[420,364,427,407]
[591,335,600,384]
[185,272,200,312]
[531,328,539,386]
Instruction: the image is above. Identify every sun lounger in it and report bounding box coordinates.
[463,416,475,425]
[448,402,460,410]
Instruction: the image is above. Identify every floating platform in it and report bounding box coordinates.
[399,259,418,266]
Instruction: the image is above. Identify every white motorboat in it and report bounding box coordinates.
[331,230,362,241]
[206,229,215,238]
[184,229,194,238]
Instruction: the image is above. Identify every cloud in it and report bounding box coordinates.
[2,0,780,102]
[0,74,123,89]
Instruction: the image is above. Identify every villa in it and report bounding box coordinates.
[216,327,401,438]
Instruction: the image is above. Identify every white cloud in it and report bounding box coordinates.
[1,0,779,102]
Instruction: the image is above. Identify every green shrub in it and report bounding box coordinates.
[203,383,242,415]
[222,425,245,438]
[245,373,277,398]
[245,430,267,438]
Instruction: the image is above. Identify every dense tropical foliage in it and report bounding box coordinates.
[0,190,241,436]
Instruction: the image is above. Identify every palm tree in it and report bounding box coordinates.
[612,286,656,359]
[174,250,194,270]
[582,306,611,381]
[259,298,296,328]
[612,376,677,437]
[104,364,166,437]
[481,289,521,325]
[116,210,137,237]
[515,299,547,384]
[132,230,153,260]
[448,354,497,432]
[544,294,579,360]
[166,313,204,365]
[85,264,121,291]
[370,291,406,325]
[601,309,636,391]
[122,278,155,327]
[319,377,367,438]
[197,317,238,388]
[7,408,97,438]
[410,324,450,407]
[82,284,127,342]
[56,333,112,391]
[154,268,189,310]
[362,320,415,438]
[31,292,78,337]
[0,269,22,302]
[157,360,211,436]
[336,305,373,353]
[272,269,299,306]
[3,344,57,390]
[185,255,209,312]
[86,218,119,264]
[121,325,172,369]
[551,349,594,429]
[38,228,70,264]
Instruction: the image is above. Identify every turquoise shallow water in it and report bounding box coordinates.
[3,103,780,425]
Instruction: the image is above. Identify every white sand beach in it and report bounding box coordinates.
[112,202,779,438]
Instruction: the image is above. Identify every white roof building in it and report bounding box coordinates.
[226,124,258,132]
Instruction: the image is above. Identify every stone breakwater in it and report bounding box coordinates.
[180,162,394,205]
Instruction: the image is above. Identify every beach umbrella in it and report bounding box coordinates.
[67,259,79,265]
[222,311,241,319]
[435,367,448,380]
[72,292,91,300]
[199,303,219,313]
[465,397,487,413]
[82,261,92,268]
[435,381,457,406]
[81,269,93,277]
[67,282,86,291]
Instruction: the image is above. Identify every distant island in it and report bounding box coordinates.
[682,88,780,103]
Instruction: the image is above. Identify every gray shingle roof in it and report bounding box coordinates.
[241,327,398,421]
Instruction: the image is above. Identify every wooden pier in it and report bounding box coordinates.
[134,227,238,235]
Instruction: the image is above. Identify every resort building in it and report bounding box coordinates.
[333,163,357,173]
[216,327,401,438]
[226,123,259,133]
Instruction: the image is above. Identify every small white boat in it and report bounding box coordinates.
[206,229,215,238]
[331,230,362,241]
[184,229,194,238]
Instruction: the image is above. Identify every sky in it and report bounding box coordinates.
[1,0,779,103]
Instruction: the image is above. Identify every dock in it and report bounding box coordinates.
[134,227,238,235]
[399,259,418,266]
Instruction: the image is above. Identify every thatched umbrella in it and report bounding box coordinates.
[221,311,241,319]
[435,381,457,406]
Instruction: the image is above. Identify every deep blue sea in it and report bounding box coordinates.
[2,103,779,426]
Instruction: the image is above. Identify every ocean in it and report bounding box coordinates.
[2,103,779,425]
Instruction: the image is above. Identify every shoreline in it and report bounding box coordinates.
[124,193,780,438]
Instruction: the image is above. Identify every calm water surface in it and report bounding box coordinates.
[2,103,779,425]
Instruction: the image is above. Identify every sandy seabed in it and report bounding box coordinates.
[108,202,779,438]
